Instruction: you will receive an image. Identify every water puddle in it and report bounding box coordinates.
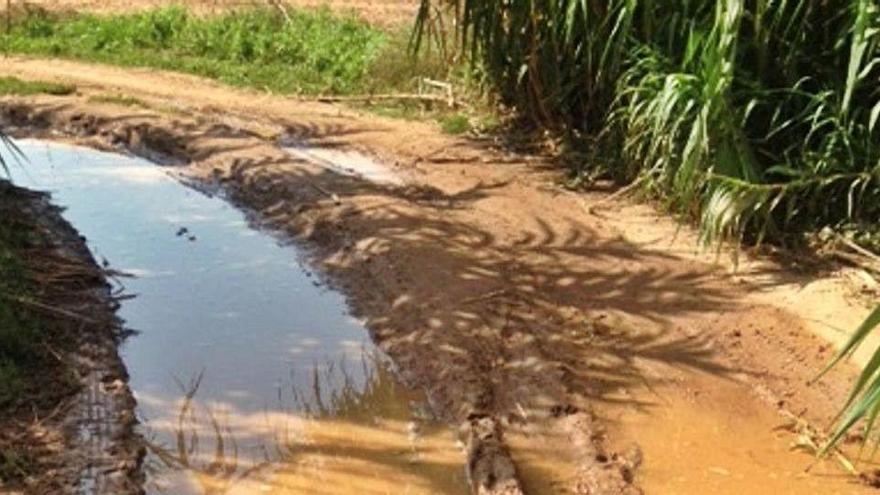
[284,144,402,186]
[11,140,466,494]
[601,371,872,495]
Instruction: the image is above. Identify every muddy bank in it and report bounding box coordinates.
[0,83,874,494]
[0,181,141,494]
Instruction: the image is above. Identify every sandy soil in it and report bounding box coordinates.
[0,57,877,494]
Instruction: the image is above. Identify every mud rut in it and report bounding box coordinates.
[0,57,876,494]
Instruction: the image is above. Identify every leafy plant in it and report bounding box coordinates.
[418,0,880,249]
[821,305,880,453]
[439,113,471,134]
[0,77,75,97]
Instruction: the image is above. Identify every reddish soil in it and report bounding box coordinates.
[0,57,876,494]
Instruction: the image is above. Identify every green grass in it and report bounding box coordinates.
[0,446,30,482]
[0,76,75,96]
[439,113,471,135]
[5,6,387,95]
[88,94,147,108]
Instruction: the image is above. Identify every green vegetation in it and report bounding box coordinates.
[88,94,147,108]
[0,190,48,408]
[417,0,880,249]
[6,6,387,95]
[0,184,81,483]
[0,76,74,96]
[823,306,880,453]
[439,113,471,135]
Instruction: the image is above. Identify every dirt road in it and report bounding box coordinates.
[0,57,876,494]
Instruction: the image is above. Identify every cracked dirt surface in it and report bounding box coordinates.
[0,57,877,494]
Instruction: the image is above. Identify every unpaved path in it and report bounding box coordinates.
[1,57,876,494]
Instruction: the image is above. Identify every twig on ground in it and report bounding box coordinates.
[308,181,341,205]
[267,0,292,24]
[0,293,98,324]
[461,289,509,305]
[582,176,645,215]
[836,233,880,265]
[311,94,457,106]
[779,410,859,477]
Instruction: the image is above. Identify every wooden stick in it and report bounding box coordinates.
[0,293,98,324]
[312,93,456,105]
[582,176,645,214]
[267,0,291,24]
[836,233,880,265]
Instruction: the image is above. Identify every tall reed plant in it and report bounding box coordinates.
[418,0,880,248]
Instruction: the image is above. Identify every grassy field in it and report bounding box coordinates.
[6,7,390,95]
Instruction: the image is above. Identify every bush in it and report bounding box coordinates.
[418,0,880,247]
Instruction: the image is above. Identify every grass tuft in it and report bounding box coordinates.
[439,113,471,135]
[0,76,75,96]
[87,94,147,108]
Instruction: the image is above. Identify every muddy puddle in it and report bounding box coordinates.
[600,363,873,495]
[11,140,467,494]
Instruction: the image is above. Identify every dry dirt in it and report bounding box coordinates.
[0,56,878,494]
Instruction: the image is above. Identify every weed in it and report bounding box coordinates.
[88,94,146,108]
[0,76,75,96]
[439,113,471,135]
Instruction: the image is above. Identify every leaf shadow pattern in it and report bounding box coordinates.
[215,154,749,424]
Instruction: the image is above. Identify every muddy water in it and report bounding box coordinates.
[12,140,467,494]
[600,366,873,495]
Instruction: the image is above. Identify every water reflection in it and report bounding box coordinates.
[144,352,466,495]
[11,140,466,494]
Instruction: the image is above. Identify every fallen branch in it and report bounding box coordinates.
[308,181,341,205]
[461,289,509,305]
[311,93,457,106]
[582,176,645,215]
[266,0,292,24]
[836,233,880,265]
[831,249,880,279]
[778,409,859,478]
[0,293,98,324]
